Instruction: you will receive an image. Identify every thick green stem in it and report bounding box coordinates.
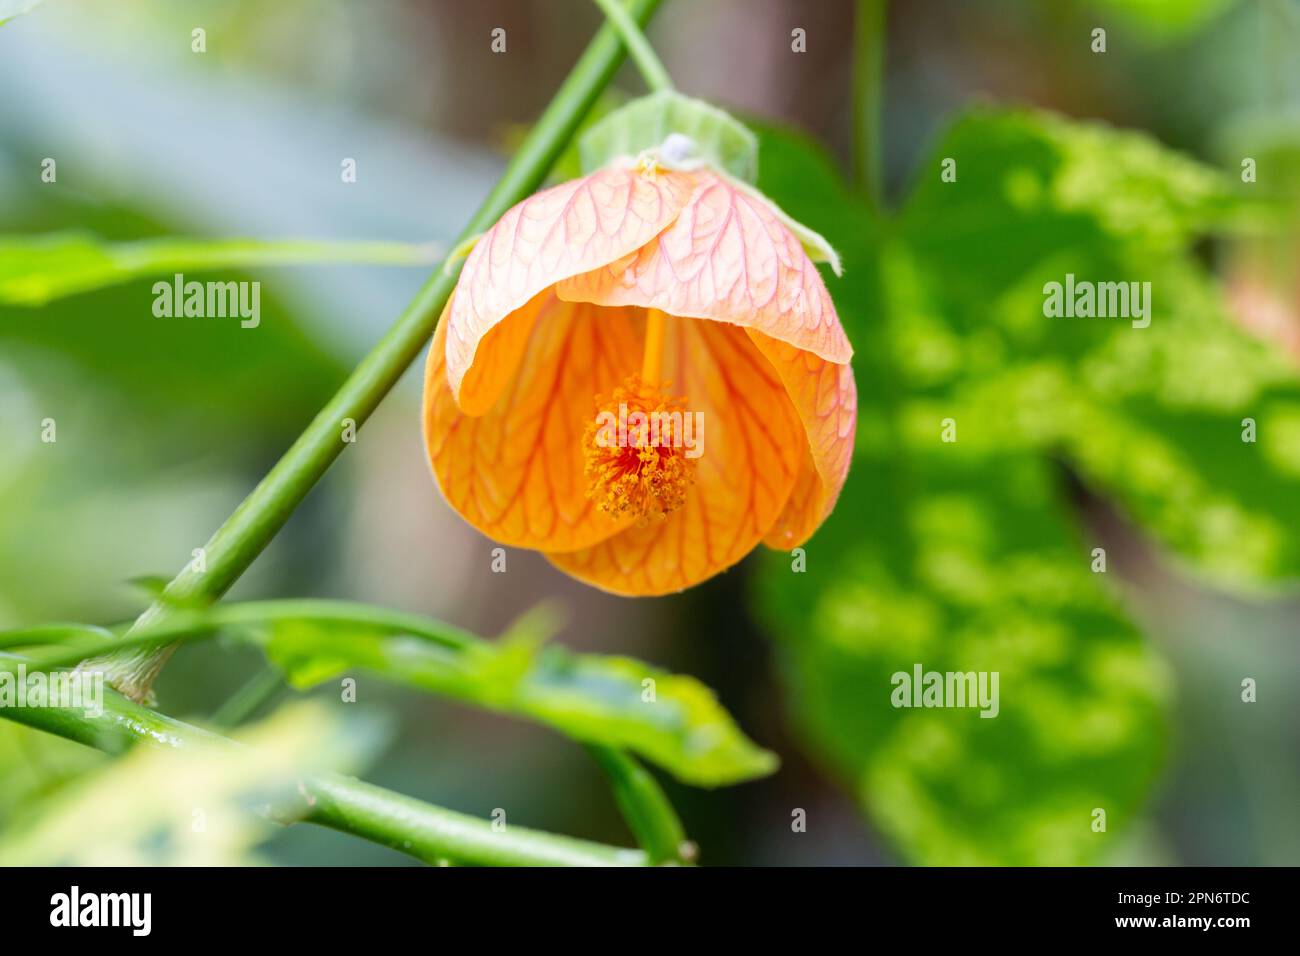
[852,0,888,211]
[592,0,674,93]
[0,687,645,866]
[100,0,664,703]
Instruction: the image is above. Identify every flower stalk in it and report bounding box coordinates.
[853,0,889,211]
[592,0,674,93]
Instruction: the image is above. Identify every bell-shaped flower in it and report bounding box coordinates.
[423,98,856,595]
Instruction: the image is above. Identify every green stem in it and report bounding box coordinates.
[852,0,888,211]
[2,597,695,864]
[0,687,645,867]
[98,0,665,704]
[592,0,674,92]
[587,745,691,865]
[210,666,284,729]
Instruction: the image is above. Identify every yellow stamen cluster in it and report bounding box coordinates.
[584,376,696,523]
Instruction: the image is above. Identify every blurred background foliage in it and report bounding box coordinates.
[1,0,1298,865]
[0,701,385,865]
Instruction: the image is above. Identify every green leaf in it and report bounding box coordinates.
[256,606,777,788]
[762,459,1171,864]
[0,595,775,786]
[893,109,1300,590]
[747,114,1239,863]
[0,232,441,306]
[580,90,758,182]
[1084,0,1238,38]
[899,109,1240,265]
[1033,261,1300,590]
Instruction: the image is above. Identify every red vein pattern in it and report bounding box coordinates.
[547,317,804,595]
[557,171,852,365]
[446,166,696,403]
[425,292,641,552]
[749,330,857,549]
[424,164,857,595]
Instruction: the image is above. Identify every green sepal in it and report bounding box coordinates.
[578,91,842,275]
[579,90,759,183]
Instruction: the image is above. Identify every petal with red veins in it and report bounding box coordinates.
[546,315,804,595]
[424,291,642,551]
[747,330,857,549]
[446,166,697,409]
[556,171,852,364]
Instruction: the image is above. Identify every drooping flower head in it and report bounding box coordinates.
[423,93,856,595]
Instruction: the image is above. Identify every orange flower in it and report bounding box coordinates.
[422,157,856,595]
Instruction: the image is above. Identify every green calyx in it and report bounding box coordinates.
[580,90,759,182]
[579,90,843,276]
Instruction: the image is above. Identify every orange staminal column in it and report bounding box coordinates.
[641,308,667,382]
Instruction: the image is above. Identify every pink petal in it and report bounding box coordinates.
[556,171,852,364]
[446,166,697,409]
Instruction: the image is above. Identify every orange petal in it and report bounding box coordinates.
[557,171,852,364]
[455,289,538,417]
[446,166,698,409]
[546,316,804,595]
[748,331,857,548]
[424,291,642,551]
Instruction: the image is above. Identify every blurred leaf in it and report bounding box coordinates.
[746,107,1288,863]
[256,609,777,788]
[1215,110,1300,205]
[895,110,1300,590]
[899,109,1239,264]
[0,720,104,827]
[1084,0,1238,38]
[0,282,340,442]
[760,454,1171,864]
[0,0,45,27]
[0,231,440,306]
[0,701,384,865]
[126,575,171,600]
[1058,267,1300,590]
[0,208,388,623]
